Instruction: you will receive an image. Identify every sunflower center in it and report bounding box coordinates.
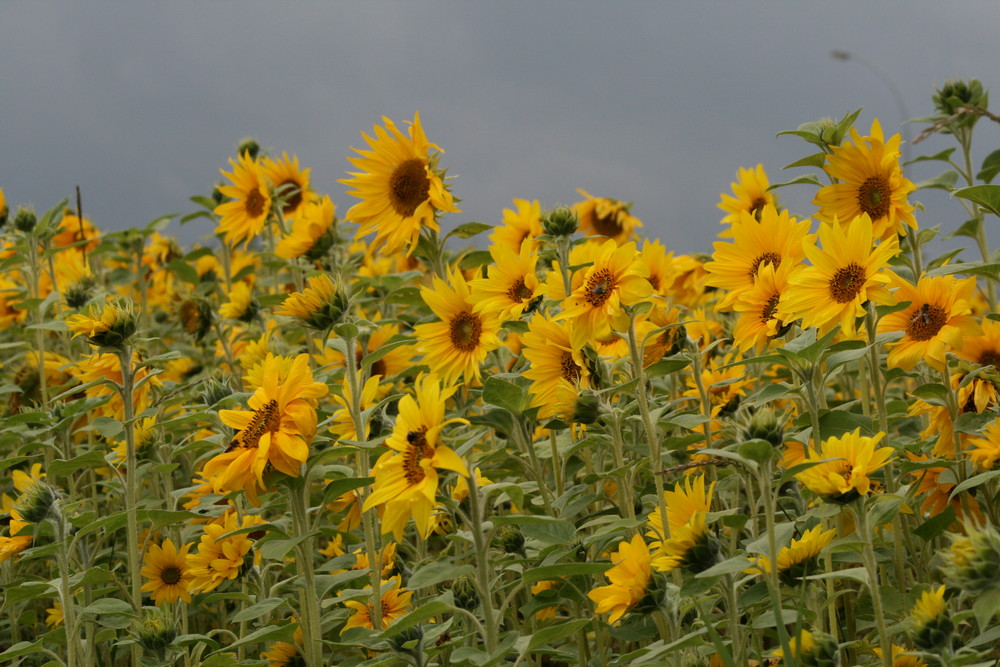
[858,176,891,220]
[160,566,182,586]
[506,278,533,303]
[749,252,781,280]
[277,179,303,216]
[583,269,615,307]
[389,158,431,218]
[592,211,624,238]
[760,293,780,323]
[906,303,948,341]
[559,352,581,382]
[231,399,281,450]
[355,348,387,379]
[980,351,1000,368]
[403,428,432,485]
[749,197,768,220]
[827,262,867,304]
[449,312,483,352]
[245,189,267,219]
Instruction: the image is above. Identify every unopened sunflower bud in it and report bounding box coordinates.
[387,624,423,654]
[64,276,97,310]
[15,480,57,524]
[744,407,784,448]
[496,524,525,555]
[570,389,602,425]
[134,608,177,652]
[934,79,988,118]
[451,576,479,611]
[200,377,232,408]
[941,524,1000,594]
[13,206,37,233]
[65,297,139,349]
[799,630,840,667]
[237,137,260,161]
[542,206,579,237]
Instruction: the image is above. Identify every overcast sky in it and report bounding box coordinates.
[3,2,1000,259]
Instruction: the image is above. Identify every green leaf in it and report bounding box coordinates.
[867,495,903,527]
[82,598,135,616]
[408,562,475,590]
[769,174,822,190]
[695,555,753,578]
[0,641,43,661]
[380,600,452,639]
[913,506,956,542]
[459,250,494,271]
[782,153,826,170]
[973,586,1000,630]
[913,170,958,191]
[92,416,124,439]
[954,184,1000,218]
[168,258,199,285]
[522,562,611,584]
[230,597,287,623]
[950,469,1000,500]
[911,382,951,406]
[925,261,1000,281]
[905,147,956,166]
[446,222,494,240]
[48,451,109,478]
[362,337,416,373]
[526,619,590,651]
[495,515,576,546]
[482,376,527,413]
[805,567,869,585]
[212,623,295,653]
[978,149,1000,184]
[737,440,774,465]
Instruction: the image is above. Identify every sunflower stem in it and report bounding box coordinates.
[53,506,81,667]
[290,477,323,666]
[693,596,736,667]
[760,461,796,667]
[852,501,893,667]
[116,345,143,665]
[465,462,499,653]
[608,410,635,522]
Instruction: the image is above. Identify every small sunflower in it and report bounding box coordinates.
[588,534,653,624]
[814,118,917,240]
[489,198,543,253]
[749,525,837,586]
[468,240,541,321]
[646,475,719,573]
[574,189,643,245]
[214,152,272,247]
[341,112,459,256]
[275,194,336,260]
[277,273,349,331]
[261,627,304,667]
[219,281,258,323]
[416,267,502,385]
[188,512,264,594]
[520,314,590,419]
[877,273,980,372]
[795,428,894,503]
[781,213,898,336]
[967,419,1000,470]
[342,576,414,632]
[262,152,313,221]
[717,163,779,227]
[65,296,139,349]
[874,645,928,667]
[731,261,797,353]
[141,539,193,605]
[45,601,64,629]
[907,585,952,650]
[956,316,1000,369]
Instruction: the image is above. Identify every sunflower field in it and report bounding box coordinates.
[1,81,1000,667]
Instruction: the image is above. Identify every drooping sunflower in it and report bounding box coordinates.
[795,428,894,503]
[489,198,543,253]
[574,189,643,245]
[717,163,779,228]
[588,533,653,624]
[214,152,272,247]
[814,118,917,240]
[877,273,980,372]
[341,112,459,256]
[362,374,469,539]
[65,296,139,349]
[276,273,348,331]
[275,194,336,260]
[141,539,193,605]
[202,353,328,504]
[749,525,837,586]
[646,475,719,573]
[520,314,590,419]
[218,281,258,323]
[781,213,899,336]
[731,261,797,353]
[416,267,501,385]
[262,152,313,221]
[704,205,811,311]
[468,240,541,321]
[342,576,414,631]
[559,239,653,348]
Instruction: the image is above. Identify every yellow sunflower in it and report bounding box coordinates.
[877,273,980,372]
[65,296,138,348]
[956,315,1000,369]
[275,194,336,260]
[907,586,952,649]
[313,316,416,390]
[203,353,328,504]
[342,576,414,632]
[188,511,264,593]
[717,163,779,228]
[731,261,797,353]
[416,267,502,385]
[489,198,543,253]
[587,534,652,624]
[574,189,643,245]
[141,539,193,605]
[749,525,837,586]
[559,239,653,348]
[261,152,313,221]
[261,627,304,667]
[795,428,894,502]
[814,118,917,240]
[45,601,63,630]
[341,112,459,256]
[704,205,811,311]
[521,314,590,419]
[906,452,982,524]
[0,493,32,563]
[276,273,348,331]
[329,373,382,442]
[541,238,604,302]
[218,281,258,322]
[781,213,898,336]
[362,374,469,539]
[967,419,1000,470]
[468,240,541,321]
[214,152,272,247]
[874,645,928,667]
[646,475,719,573]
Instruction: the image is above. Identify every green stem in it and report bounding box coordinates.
[53,508,80,667]
[116,346,142,665]
[760,463,795,666]
[852,502,893,667]
[465,463,499,653]
[290,479,323,666]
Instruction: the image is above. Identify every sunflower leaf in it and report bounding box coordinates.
[953,184,1000,218]
[978,149,1000,184]
[782,152,826,170]
[914,170,958,191]
[446,222,494,241]
[408,562,475,590]
[379,600,452,639]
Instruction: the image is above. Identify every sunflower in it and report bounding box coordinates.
[646,475,719,573]
[0,494,32,563]
[489,198,543,253]
[218,281,258,322]
[704,205,811,311]
[795,428,894,503]
[541,238,603,302]
[749,525,837,586]
[362,374,469,539]
[314,316,416,391]
[276,273,348,331]
[531,580,559,621]
[574,189,643,244]
[771,630,839,664]
[71,351,159,420]
[45,601,63,630]
[905,452,982,523]
[588,534,653,624]
[188,511,264,593]
[214,152,272,247]
[683,354,750,418]
[341,112,459,256]
[342,577,414,632]
[141,539,193,605]
[966,419,1000,470]
[717,164,779,228]
[521,314,589,419]
[877,273,980,372]
[559,239,653,348]
[65,296,138,349]
[468,240,541,321]
[52,212,100,252]
[261,627,304,667]
[202,353,328,505]
[329,373,381,442]
[731,261,797,353]
[416,267,501,385]
[262,152,313,221]
[814,118,917,240]
[781,213,898,336]
[956,315,1000,369]
[638,239,674,297]
[874,645,928,667]
[275,194,335,260]
[907,586,952,650]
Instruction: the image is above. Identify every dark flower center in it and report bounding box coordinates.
[230,399,281,451]
[245,188,267,219]
[828,262,867,303]
[583,269,615,307]
[389,159,431,218]
[749,197,768,220]
[505,278,533,303]
[979,351,1000,368]
[161,566,182,586]
[403,428,432,485]
[906,303,948,342]
[591,211,624,238]
[749,252,781,280]
[760,293,780,323]
[277,179,303,216]
[858,176,891,220]
[560,352,581,382]
[449,312,483,352]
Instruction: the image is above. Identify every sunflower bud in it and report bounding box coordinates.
[15,479,57,524]
[542,206,579,237]
[451,576,479,611]
[570,389,603,425]
[743,407,784,448]
[64,276,97,310]
[277,273,350,331]
[66,297,139,349]
[907,586,953,651]
[386,624,423,654]
[134,608,177,653]
[200,376,232,408]
[237,137,260,161]
[799,630,840,667]
[941,524,1000,594]
[496,524,525,555]
[933,79,988,129]
[13,206,37,233]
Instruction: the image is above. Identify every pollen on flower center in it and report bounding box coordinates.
[906,303,948,341]
[403,429,432,485]
[449,312,483,351]
[232,399,281,450]
[749,252,781,279]
[584,269,615,306]
[245,189,267,218]
[828,262,867,303]
[559,351,581,382]
[760,293,780,323]
[389,158,431,218]
[161,566,181,585]
[506,278,533,303]
[276,179,303,215]
[858,175,891,219]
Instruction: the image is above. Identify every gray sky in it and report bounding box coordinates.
[3,2,1000,258]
